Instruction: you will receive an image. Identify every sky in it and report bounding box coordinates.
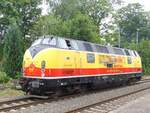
[124,0,150,11]
[40,0,150,15]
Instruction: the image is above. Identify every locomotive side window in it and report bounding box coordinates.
[94,45,109,53]
[65,40,72,49]
[113,48,124,55]
[77,41,86,51]
[49,38,56,46]
[41,37,57,46]
[42,38,50,45]
[64,40,79,50]
[132,50,138,57]
[57,38,68,49]
[107,46,114,54]
[83,43,93,52]
[87,53,95,63]
[124,49,130,56]
[128,50,135,56]
[94,45,101,52]
[131,50,135,56]
[133,51,137,56]
[71,40,79,50]
[135,51,139,57]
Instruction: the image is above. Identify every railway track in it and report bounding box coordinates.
[0,78,150,113]
[0,93,81,112]
[0,96,42,112]
[66,80,150,113]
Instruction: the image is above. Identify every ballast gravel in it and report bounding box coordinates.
[7,81,150,113]
[109,93,150,113]
[77,87,150,113]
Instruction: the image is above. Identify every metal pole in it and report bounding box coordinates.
[118,27,121,47]
[136,29,139,45]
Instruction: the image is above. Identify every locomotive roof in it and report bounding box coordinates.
[36,35,131,50]
[32,35,139,57]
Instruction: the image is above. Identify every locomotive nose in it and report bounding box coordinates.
[23,49,46,77]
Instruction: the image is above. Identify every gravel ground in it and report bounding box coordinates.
[6,81,150,113]
[110,93,150,113]
[142,75,150,79]
[78,87,150,113]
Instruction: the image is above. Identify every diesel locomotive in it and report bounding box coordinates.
[19,35,142,95]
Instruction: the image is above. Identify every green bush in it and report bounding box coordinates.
[128,40,150,75]
[3,21,23,78]
[0,71,10,83]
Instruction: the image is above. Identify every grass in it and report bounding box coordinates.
[0,88,24,97]
[0,80,24,97]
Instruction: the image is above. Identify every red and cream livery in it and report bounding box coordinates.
[20,36,142,95]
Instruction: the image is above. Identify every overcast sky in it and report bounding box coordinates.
[41,0,150,15]
[124,0,150,11]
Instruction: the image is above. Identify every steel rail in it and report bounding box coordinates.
[66,85,150,113]
[0,78,150,112]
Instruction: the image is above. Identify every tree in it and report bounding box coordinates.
[31,13,100,43]
[116,3,149,44]
[0,0,41,48]
[3,19,23,77]
[138,40,150,75]
[48,0,112,29]
[67,13,100,42]
[31,15,63,39]
[128,40,150,75]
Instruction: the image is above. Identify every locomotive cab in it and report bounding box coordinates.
[21,36,81,94]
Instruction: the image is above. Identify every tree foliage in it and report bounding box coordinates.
[128,40,150,75]
[0,0,41,46]
[32,13,100,43]
[0,0,150,77]
[3,20,23,77]
[138,41,150,75]
[48,0,112,27]
[116,3,150,44]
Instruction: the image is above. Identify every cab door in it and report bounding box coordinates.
[74,51,81,75]
[58,38,80,76]
[69,40,81,76]
[62,50,76,76]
